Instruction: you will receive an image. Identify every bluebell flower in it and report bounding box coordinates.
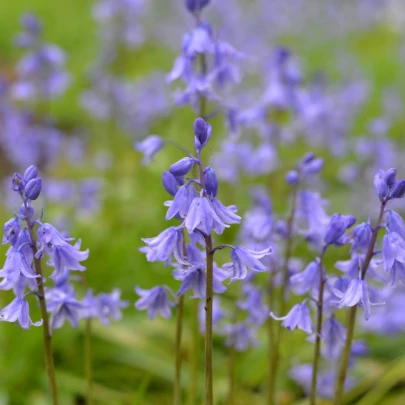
[204,168,218,197]
[333,278,383,320]
[36,223,89,280]
[165,184,197,220]
[24,177,42,200]
[96,289,129,326]
[374,168,405,201]
[184,197,228,236]
[173,265,229,298]
[194,117,212,151]
[238,285,268,326]
[169,157,195,177]
[223,322,258,352]
[270,302,312,334]
[185,0,210,13]
[135,286,175,320]
[46,288,84,330]
[321,317,347,359]
[134,135,163,165]
[23,165,38,182]
[11,173,25,192]
[223,246,272,281]
[349,222,372,253]
[142,226,187,264]
[210,199,241,233]
[324,213,356,246]
[386,210,405,239]
[162,172,178,196]
[299,153,324,175]
[184,22,214,57]
[382,231,405,272]
[286,170,299,185]
[2,218,21,246]
[290,259,322,295]
[0,296,42,329]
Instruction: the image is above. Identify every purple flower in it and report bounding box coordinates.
[23,165,38,182]
[270,302,312,334]
[333,279,383,320]
[194,117,212,151]
[184,197,228,236]
[165,184,197,220]
[134,135,163,165]
[96,289,129,326]
[11,173,25,192]
[162,172,178,196]
[185,0,210,13]
[173,265,229,298]
[46,288,84,329]
[142,226,187,264]
[204,168,218,197]
[135,286,175,320]
[349,222,372,253]
[0,297,42,329]
[169,157,195,177]
[299,153,324,175]
[374,168,405,201]
[36,223,89,280]
[2,218,21,246]
[210,198,241,233]
[238,285,268,326]
[386,210,405,239]
[223,322,258,352]
[223,246,272,281]
[290,259,322,295]
[321,317,346,359]
[382,232,405,272]
[324,213,356,246]
[24,177,42,200]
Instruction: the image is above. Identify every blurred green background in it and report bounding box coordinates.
[1,1,405,404]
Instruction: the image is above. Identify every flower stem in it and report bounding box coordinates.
[268,183,299,405]
[267,272,276,405]
[24,203,59,405]
[204,235,214,405]
[334,201,387,405]
[85,318,93,405]
[310,254,326,405]
[188,300,200,405]
[174,295,184,405]
[227,342,237,405]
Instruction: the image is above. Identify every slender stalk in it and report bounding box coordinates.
[204,236,214,405]
[310,254,326,405]
[227,342,237,405]
[174,295,185,405]
[187,299,200,405]
[267,272,276,405]
[334,201,387,405]
[24,202,59,405]
[268,183,299,405]
[85,318,93,405]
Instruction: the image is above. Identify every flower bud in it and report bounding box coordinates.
[169,157,195,176]
[11,173,25,192]
[390,179,405,199]
[285,170,299,185]
[24,178,42,200]
[384,168,397,188]
[204,167,218,197]
[324,214,356,246]
[185,0,210,13]
[23,165,38,182]
[162,172,178,196]
[194,117,212,151]
[374,170,389,201]
[2,218,21,246]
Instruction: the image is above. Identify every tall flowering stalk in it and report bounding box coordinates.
[334,169,405,404]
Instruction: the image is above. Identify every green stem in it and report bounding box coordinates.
[227,342,237,405]
[187,300,200,405]
[24,203,59,405]
[204,235,214,405]
[174,295,184,405]
[268,183,299,404]
[85,318,93,405]
[310,254,326,405]
[267,272,276,405]
[334,201,387,405]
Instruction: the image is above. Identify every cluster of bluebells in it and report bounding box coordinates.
[268,165,405,397]
[0,166,127,332]
[135,117,272,323]
[80,0,171,138]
